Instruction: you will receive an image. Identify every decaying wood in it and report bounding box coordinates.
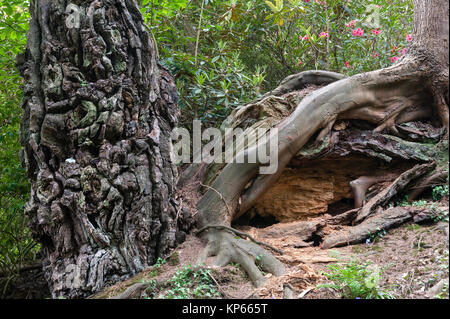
[256,220,326,243]
[408,168,448,202]
[355,163,436,223]
[322,207,435,249]
[326,209,359,226]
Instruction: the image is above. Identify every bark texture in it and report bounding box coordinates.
[18,0,193,298]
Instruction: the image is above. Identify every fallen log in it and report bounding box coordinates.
[322,207,433,249]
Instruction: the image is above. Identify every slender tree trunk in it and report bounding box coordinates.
[18,0,193,298]
[412,0,449,130]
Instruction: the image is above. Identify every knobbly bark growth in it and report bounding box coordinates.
[18,0,193,298]
[190,0,449,288]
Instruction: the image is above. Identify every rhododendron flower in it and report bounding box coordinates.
[371,29,381,35]
[401,48,407,55]
[345,61,350,68]
[390,56,400,63]
[346,20,357,28]
[300,35,310,41]
[372,52,379,58]
[352,28,364,37]
[406,34,412,42]
[299,61,303,65]
[319,32,328,38]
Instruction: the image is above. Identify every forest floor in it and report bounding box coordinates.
[5,201,447,300]
[92,198,449,300]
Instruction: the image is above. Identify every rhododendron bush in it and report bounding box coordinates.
[259,0,413,78]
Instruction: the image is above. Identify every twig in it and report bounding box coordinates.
[417,235,423,250]
[206,271,238,299]
[196,225,283,255]
[298,287,314,298]
[175,199,184,222]
[194,0,205,65]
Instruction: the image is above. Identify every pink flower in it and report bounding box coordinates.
[345,61,350,68]
[300,35,310,41]
[352,28,364,37]
[371,29,381,35]
[319,32,328,38]
[406,34,412,42]
[391,46,398,53]
[401,48,407,55]
[372,52,379,58]
[299,61,303,65]
[390,56,400,63]
[346,20,357,28]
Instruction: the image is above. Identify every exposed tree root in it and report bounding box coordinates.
[355,163,436,223]
[196,225,283,255]
[259,70,346,101]
[110,282,151,299]
[350,174,399,208]
[197,229,285,288]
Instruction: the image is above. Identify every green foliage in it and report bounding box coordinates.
[369,227,386,243]
[239,0,414,88]
[435,250,449,299]
[432,185,449,201]
[149,257,167,277]
[318,259,395,299]
[155,265,220,299]
[0,196,40,297]
[137,0,414,128]
[139,0,265,129]
[0,0,38,296]
[0,0,30,196]
[396,195,410,207]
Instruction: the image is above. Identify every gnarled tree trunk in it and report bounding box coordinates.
[193,0,448,287]
[18,0,193,298]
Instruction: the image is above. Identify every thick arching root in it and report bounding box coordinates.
[258,70,346,101]
[350,174,398,208]
[197,229,285,288]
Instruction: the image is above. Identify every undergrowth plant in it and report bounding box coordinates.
[317,259,395,299]
[157,265,220,299]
